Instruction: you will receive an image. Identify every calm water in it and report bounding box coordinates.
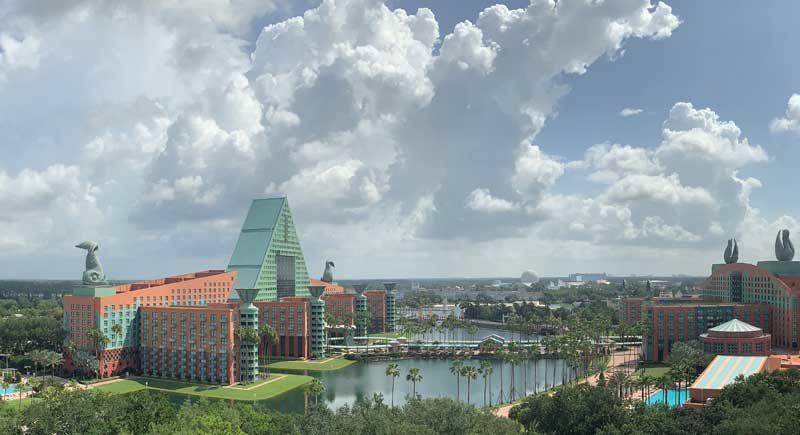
[0,384,17,395]
[260,357,572,413]
[646,388,688,407]
[405,325,540,343]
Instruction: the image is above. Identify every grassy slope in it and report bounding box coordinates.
[267,357,354,371]
[94,374,313,401]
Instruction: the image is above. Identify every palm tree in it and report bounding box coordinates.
[18,378,27,410]
[479,360,493,407]
[406,367,422,399]
[462,365,479,405]
[111,322,123,346]
[639,373,654,401]
[467,324,479,344]
[658,375,673,404]
[1,379,9,403]
[549,337,559,388]
[608,370,631,399]
[86,327,108,378]
[497,348,505,403]
[27,350,45,376]
[45,351,63,379]
[449,360,463,401]
[303,379,325,414]
[529,342,540,394]
[506,347,520,401]
[386,363,400,407]
[258,324,278,377]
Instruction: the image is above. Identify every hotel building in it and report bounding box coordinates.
[63,197,397,383]
[623,244,800,361]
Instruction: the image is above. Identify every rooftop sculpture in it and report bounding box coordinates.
[75,240,107,285]
[775,229,795,261]
[724,238,739,264]
[321,260,335,283]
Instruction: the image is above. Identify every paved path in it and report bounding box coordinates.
[493,349,637,418]
[86,378,125,389]
[224,375,287,390]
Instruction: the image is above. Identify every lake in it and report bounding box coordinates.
[404,325,540,343]
[260,357,572,413]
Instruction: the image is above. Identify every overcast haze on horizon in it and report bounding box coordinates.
[1,0,800,280]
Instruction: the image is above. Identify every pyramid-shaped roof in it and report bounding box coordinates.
[227,197,286,289]
[708,318,761,333]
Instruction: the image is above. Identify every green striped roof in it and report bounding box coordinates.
[227,198,286,289]
[708,318,761,333]
[691,355,766,390]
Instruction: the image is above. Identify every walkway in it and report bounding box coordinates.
[224,375,287,391]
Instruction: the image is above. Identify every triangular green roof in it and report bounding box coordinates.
[708,318,761,333]
[227,198,286,289]
[226,197,310,301]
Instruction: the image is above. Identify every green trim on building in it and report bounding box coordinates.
[355,294,368,337]
[385,291,397,332]
[71,285,116,297]
[309,299,325,359]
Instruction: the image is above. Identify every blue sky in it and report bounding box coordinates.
[394,0,800,214]
[1,0,799,279]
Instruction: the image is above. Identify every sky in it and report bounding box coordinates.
[1,0,800,280]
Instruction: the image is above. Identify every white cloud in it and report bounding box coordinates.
[604,173,714,206]
[547,102,767,247]
[582,143,661,183]
[0,0,697,277]
[511,141,565,200]
[466,188,517,213]
[620,107,643,117]
[770,94,800,134]
[0,165,103,254]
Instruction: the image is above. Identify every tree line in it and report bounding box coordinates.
[510,368,800,435]
[0,387,522,434]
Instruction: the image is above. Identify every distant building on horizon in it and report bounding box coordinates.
[623,240,800,361]
[568,272,608,282]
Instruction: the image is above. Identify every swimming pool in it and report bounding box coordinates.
[0,384,18,395]
[646,388,688,407]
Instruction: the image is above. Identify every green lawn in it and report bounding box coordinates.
[0,396,39,409]
[93,374,313,401]
[638,363,670,379]
[267,357,354,371]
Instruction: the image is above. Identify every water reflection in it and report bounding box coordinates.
[261,357,572,413]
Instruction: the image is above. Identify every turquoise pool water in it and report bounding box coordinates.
[646,388,688,407]
[0,384,18,395]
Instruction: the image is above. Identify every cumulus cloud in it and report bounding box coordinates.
[466,189,518,213]
[770,94,800,134]
[548,102,768,248]
[3,0,738,278]
[0,165,103,253]
[620,108,643,117]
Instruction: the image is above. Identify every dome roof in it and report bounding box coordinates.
[708,318,761,333]
[521,270,539,283]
